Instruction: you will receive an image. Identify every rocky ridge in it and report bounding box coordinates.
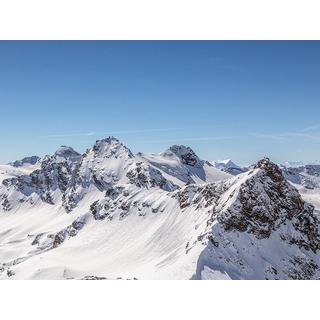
[0,139,319,280]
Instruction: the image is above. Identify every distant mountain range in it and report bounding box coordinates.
[281,160,320,168]
[210,159,320,191]
[9,155,41,168]
[211,159,249,176]
[0,137,319,280]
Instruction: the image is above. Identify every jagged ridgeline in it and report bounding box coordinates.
[0,137,319,280]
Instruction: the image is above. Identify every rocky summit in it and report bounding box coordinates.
[0,139,319,280]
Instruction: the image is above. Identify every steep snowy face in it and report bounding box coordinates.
[1,148,80,210]
[62,138,180,212]
[91,137,134,159]
[168,158,320,279]
[10,156,41,168]
[167,145,201,167]
[1,138,319,280]
[191,158,320,279]
[76,137,135,187]
[33,137,136,212]
[218,159,317,242]
[0,137,177,214]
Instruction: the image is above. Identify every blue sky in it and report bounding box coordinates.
[0,41,320,165]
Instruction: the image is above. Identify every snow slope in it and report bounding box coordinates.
[0,138,319,280]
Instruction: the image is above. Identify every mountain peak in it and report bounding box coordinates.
[167,145,201,167]
[91,136,134,158]
[216,159,239,168]
[54,145,81,160]
[222,159,235,166]
[255,157,284,183]
[210,159,247,176]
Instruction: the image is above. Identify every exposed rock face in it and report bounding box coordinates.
[175,183,226,210]
[1,195,11,211]
[2,151,78,207]
[126,162,177,191]
[217,159,320,248]
[285,256,319,280]
[0,137,182,215]
[1,138,320,280]
[60,137,136,211]
[52,215,87,248]
[0,138,137,212]
[168,145,201,167]
[170,158,320,279]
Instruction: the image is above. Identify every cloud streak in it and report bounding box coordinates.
[253,132,320,143]
[45,132,96,138]
[136,136,242,144]
[301,124,320,133]
[44,127,212,139]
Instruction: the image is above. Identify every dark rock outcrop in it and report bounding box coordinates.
[169,145,201,167]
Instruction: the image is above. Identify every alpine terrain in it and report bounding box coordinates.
[0,137,319,280]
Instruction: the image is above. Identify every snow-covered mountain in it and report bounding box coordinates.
[282,161,306,168]
[282,160,320,168]
[211,159,248,176]
[281,164,320,213]
[9,155,41,168]
[138,145,231,186]
[0,137,319,280]
[282,164,320,189]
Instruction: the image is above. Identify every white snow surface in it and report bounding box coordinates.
[0,139,319,280]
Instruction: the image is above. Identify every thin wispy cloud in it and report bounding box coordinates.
[44,127,213,139]
[301,124,320,133]
[136,136,242,144]
[252,133,289,142]
[45,132,96,138]
[296,132,320,142]
[253,132,320,143]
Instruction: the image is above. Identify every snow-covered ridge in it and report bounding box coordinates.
[0,139,319,280]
